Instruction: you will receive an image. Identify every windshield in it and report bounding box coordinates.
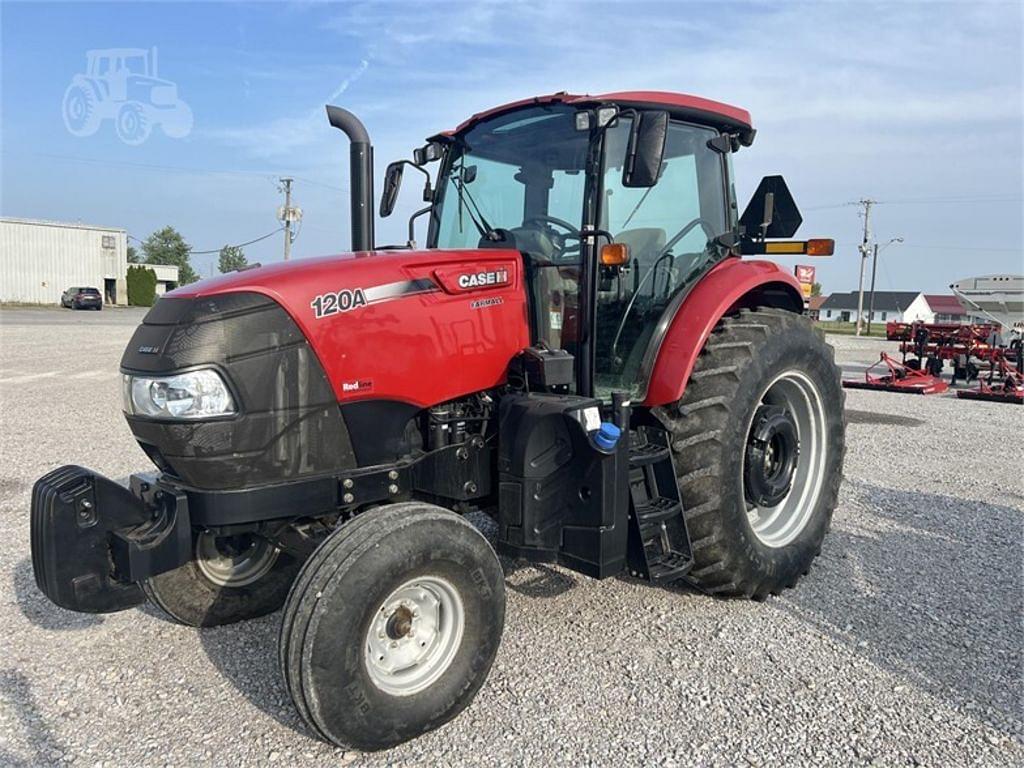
[432,105,590,260]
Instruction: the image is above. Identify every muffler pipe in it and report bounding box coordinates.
[326,105,375,252]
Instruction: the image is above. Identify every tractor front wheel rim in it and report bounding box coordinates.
[365,576,465,697]
[742,370,827,548]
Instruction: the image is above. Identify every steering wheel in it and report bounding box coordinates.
[523,214,583,239]
[609,216,716,364]
[522,215,584,260]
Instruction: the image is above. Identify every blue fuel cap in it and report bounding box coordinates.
[593,422,621,451]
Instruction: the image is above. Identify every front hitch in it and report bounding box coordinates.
[31,466,192,614]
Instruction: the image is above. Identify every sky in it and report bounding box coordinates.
[1,0,1022,293]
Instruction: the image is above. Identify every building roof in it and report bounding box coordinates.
[0,216,125,234]
[819,291,921,312]
[923,294,967,314]
[808,295,827,311]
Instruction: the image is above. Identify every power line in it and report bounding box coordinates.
[803,195,1021,212]
[835,241,1021,253]
[34,152,348,194]
[130,227,285,255]
[189,227,285,255]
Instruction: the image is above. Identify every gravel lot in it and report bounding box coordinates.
[1,307,1021,767]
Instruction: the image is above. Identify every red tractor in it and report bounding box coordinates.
[31,91,844,750]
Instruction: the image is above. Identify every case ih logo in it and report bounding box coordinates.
[458,268,509,290]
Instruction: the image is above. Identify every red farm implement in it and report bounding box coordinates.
[884,321,1010,384]
[843,352,949,395]
[956,357,1024,404]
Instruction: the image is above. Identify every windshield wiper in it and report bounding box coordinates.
[453,176,500,241]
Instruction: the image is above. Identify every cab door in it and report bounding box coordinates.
[593,118,730,399]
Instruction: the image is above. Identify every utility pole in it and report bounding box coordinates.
[855,199,874,336]
[866,237,903,335]
[279,177,295,261]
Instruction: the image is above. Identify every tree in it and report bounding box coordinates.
[126,265,158,306]
[811,282,822,297]
[218,244,248,273]
[142,226,198,284]
[127,244,141,263]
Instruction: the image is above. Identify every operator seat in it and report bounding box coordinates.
[613,227,667,265]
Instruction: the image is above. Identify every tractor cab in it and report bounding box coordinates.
[382,93,827,401]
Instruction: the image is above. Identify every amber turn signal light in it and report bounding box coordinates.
[805,238,834,256]
[600,243,630,266]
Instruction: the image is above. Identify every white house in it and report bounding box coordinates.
[818,291,931,325]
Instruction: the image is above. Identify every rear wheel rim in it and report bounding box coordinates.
[742,370,828,548]
[365,576,465,697]
[195,532,279,587]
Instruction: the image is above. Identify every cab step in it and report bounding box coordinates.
[626,433,694,584]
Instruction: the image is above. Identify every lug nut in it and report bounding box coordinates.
[343,492,354,504]
[342,478,354,489]
[388,483,399,495]
[388,470,399,480]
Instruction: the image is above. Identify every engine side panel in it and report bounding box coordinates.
[642,258,804,406]
[168,250,531,408]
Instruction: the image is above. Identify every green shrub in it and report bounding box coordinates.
[127,265,158,307]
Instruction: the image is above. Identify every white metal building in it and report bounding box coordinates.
[0,217,178,305]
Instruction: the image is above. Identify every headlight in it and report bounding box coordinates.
[122,369,236,419]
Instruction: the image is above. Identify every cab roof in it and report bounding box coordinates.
[440,91,753,140]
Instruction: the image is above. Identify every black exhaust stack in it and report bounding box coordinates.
[326,105,375,252]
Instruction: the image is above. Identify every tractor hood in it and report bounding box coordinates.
[145,248,531,407]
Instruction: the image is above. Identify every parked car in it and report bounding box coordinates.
[61,287,103,310]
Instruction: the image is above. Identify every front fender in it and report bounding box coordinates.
[640,258,804,406]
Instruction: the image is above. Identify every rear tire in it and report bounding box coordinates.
[279,502,505,751]
[144,531,300,627]
[659,307,845,598]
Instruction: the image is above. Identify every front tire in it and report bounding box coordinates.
[116,102,151,145]
[144,531,300,627]
[279,502,506,751]
[659,307,845,598]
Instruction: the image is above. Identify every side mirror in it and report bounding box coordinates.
[623,110,669,188]
[380,161,404,218]
[738,175,803,239]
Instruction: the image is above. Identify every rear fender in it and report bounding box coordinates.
[640,258,803,406]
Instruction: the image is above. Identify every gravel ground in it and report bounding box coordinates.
[1,308,1021,767]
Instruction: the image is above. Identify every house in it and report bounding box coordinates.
[922,294,984,324]
[818,291,927,325]
[806,295,827,321]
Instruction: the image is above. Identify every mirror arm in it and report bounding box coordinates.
[407,205,432,249]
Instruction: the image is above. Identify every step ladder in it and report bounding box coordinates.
[626,436,694,583]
